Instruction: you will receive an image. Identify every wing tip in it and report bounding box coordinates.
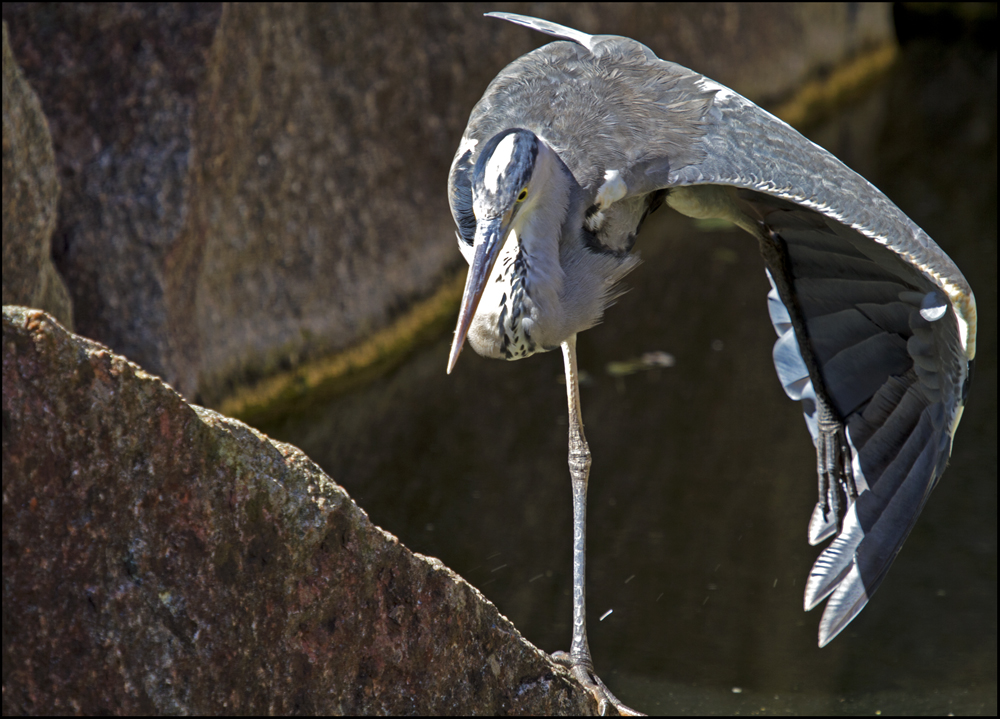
[817,564,870,647]
[807,502,837,546]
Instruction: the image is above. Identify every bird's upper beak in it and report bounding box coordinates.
[447,215,511,373]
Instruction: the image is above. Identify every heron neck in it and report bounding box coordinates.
[514,149,574,313]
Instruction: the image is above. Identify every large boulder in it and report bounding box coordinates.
[2,306,593,715]
[1,22,72,329]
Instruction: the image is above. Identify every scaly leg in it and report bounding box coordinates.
[552,336,643,716]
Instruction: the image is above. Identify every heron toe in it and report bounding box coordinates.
[550,650,643,717]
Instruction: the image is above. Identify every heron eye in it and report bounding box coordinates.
[517,188,528,202]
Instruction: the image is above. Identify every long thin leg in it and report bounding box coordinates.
[554,336,642,716]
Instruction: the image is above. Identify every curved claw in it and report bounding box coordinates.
[551,651,644,716]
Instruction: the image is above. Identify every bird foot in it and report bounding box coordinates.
[551,651,644,716]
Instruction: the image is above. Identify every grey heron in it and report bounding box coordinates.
[446,13,977,714]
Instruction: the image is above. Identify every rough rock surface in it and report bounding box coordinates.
[0,4,893,406]
[1,23,72,329]
[1,306,593,715]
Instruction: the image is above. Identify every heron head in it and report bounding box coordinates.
[448,129,541,373]
[471,129,540,223]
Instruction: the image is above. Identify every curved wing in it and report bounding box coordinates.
[734,189,975,645]
[638,28,977,647]
[484,12,978,646]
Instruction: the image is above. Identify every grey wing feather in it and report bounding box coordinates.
[448,141,476,245]
[668,85,976,644]
[746,194,970,644]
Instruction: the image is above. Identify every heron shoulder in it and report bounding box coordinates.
[457,39,715,200]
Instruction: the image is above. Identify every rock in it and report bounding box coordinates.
[1,306,593,715]
[1,22,72,329]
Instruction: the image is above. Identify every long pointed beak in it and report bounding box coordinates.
[447,217,508,374]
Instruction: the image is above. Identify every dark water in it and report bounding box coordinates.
[259,36,997,715]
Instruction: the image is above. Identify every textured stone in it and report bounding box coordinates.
[1,306,594,715]
[1,22,72,329]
